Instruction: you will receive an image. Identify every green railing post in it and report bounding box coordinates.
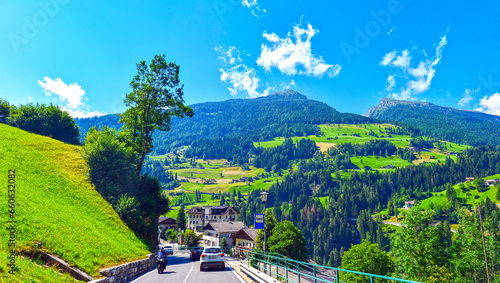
[313,265,317,283]
[276,257,279,280]
[285,260,288,283]
[297,262,300,283]
[335,269,339,283]
[370,276,374,283]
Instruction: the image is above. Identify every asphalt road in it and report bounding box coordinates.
[130,254,246,283]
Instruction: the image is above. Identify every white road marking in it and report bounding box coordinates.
[229,265,247,283]
[182,263,194,283]
[129,268,156,283]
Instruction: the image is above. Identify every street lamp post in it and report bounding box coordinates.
[260,191,269,274]
[260,191,268,252]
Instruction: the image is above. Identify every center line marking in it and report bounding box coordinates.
[182,263,194,283]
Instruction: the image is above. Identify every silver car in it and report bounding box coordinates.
[162,245,174,255]
[200,246,225,271]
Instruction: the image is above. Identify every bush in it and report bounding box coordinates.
[0,98,10,123]
[9,103,80,144]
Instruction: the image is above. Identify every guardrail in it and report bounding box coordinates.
[234,247,421,283]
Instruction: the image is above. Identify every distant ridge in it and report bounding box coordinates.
[366,98,500,146]
[76,90,375,154]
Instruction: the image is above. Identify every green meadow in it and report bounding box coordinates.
[419,175,500,209]
[351,155,412,170]
[0,124,150,281]
[253,124,468,151]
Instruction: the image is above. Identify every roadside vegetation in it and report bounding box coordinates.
[0,124,150,279]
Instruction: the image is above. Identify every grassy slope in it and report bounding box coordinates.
[0,124,150,281]
[419,175,500,209]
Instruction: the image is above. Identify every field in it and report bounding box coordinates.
[419,175,500,209]
[254,124,415,148]
[351,155,412,170]
[0,124,150,281]
[253,124,469,170]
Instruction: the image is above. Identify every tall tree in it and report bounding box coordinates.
[256,210,278,251]
[391,208,451,281]
[340,240,394,282]
[120,54,194,174]
[267,220,309,261]
[176,207,186,231]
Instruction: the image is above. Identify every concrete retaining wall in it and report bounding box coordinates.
[89,254,156,283]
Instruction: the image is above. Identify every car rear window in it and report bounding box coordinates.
[204,248,222,253]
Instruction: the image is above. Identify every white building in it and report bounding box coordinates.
[186,206,240,231]
[202,221,246,247]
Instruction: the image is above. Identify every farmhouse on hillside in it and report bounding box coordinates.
[403,200,415,209]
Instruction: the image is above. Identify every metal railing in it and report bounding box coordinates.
[234,247,421,283]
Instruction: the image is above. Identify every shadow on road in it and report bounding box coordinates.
[201,267,233,272]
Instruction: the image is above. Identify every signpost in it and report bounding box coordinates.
[255,213,265,229]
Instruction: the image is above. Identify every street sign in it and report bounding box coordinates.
[255,213,265,229]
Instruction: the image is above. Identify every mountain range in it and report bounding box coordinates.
[75,91,500,153]
[366,98,500,146]
[76,90,374,154]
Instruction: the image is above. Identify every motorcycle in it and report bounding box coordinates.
[156,249,168,274]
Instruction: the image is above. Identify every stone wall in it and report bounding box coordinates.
[89,254,156,283]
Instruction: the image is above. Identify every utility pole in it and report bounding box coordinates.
[478,205,491,283]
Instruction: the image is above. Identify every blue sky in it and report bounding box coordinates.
[1,0,500,117]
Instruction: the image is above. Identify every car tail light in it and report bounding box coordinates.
[201,254,207,258]
[193,252,197,254]
[219,253,224,257]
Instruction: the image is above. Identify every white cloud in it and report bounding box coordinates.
[257,21,341,78]
[458,88,477,107]
[216,46,269,98]
[380,51,396,66]
[381,33,448,100]
[280,80,296,90]
[387,27,396,35]
[214,45,242,65]
[385,75,395,91]
[241,0,266,18]
[38,77,105,118]
[476,93,500,116]
[220,65,270,98]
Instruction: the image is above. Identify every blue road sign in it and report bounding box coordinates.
[255,213,265,229]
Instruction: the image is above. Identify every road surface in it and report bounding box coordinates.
[130,253,246,283]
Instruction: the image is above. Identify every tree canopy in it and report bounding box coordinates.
[267,220,309,261]
[120,54,194,174]
[8,102,80,144]
[340,240,394,282]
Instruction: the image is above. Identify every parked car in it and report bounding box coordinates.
[190,247,204,261]
[200,246,225,271]
[162,245,174,255]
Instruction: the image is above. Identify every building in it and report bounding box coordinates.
[186,207,204,231]
[202,221,246,247]
[403,200,415,209]
[484,179,499,186]
[186,205,240,231]
[158,217,176,234]
[465,177,475,182]
[231,228,258,258]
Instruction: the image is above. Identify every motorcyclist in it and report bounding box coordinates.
[156,247,168,273]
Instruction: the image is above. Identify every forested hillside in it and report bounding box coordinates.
[366,98,500,146]
[75,90,375,154]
